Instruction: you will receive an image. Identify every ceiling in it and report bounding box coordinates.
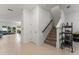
[59,4,79,15]
[0,4,79,22]
[39,4,79,16]
[39,4,57,11]
[0,4,36,22]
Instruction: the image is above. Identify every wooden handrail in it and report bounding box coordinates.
[42,19,53,33]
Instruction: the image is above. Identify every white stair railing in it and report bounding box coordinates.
[56,10,65,48]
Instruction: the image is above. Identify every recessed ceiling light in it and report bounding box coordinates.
[66,5,71,8]
[8,9,13,11]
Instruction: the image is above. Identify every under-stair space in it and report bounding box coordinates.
[44,27,56,47]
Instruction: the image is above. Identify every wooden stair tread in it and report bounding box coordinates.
[49,32,56,35]
[45,40,56,46]
[48,35,56,37]
[46,37,56,41]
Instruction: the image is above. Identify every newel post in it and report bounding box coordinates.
[56,27,61,48]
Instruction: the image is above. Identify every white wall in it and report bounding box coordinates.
[31,6,39,45]
[65,13,79,33]
[51,6,61,26]
[61,5,79,33]
[22,8,39,43]
[39,6,53,45]
[22,9,32,43]
[22,6,53,45]
[0,20,17,26]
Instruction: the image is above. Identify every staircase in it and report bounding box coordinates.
[44,27,56,47]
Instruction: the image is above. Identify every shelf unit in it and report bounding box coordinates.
[60,22,73,53]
